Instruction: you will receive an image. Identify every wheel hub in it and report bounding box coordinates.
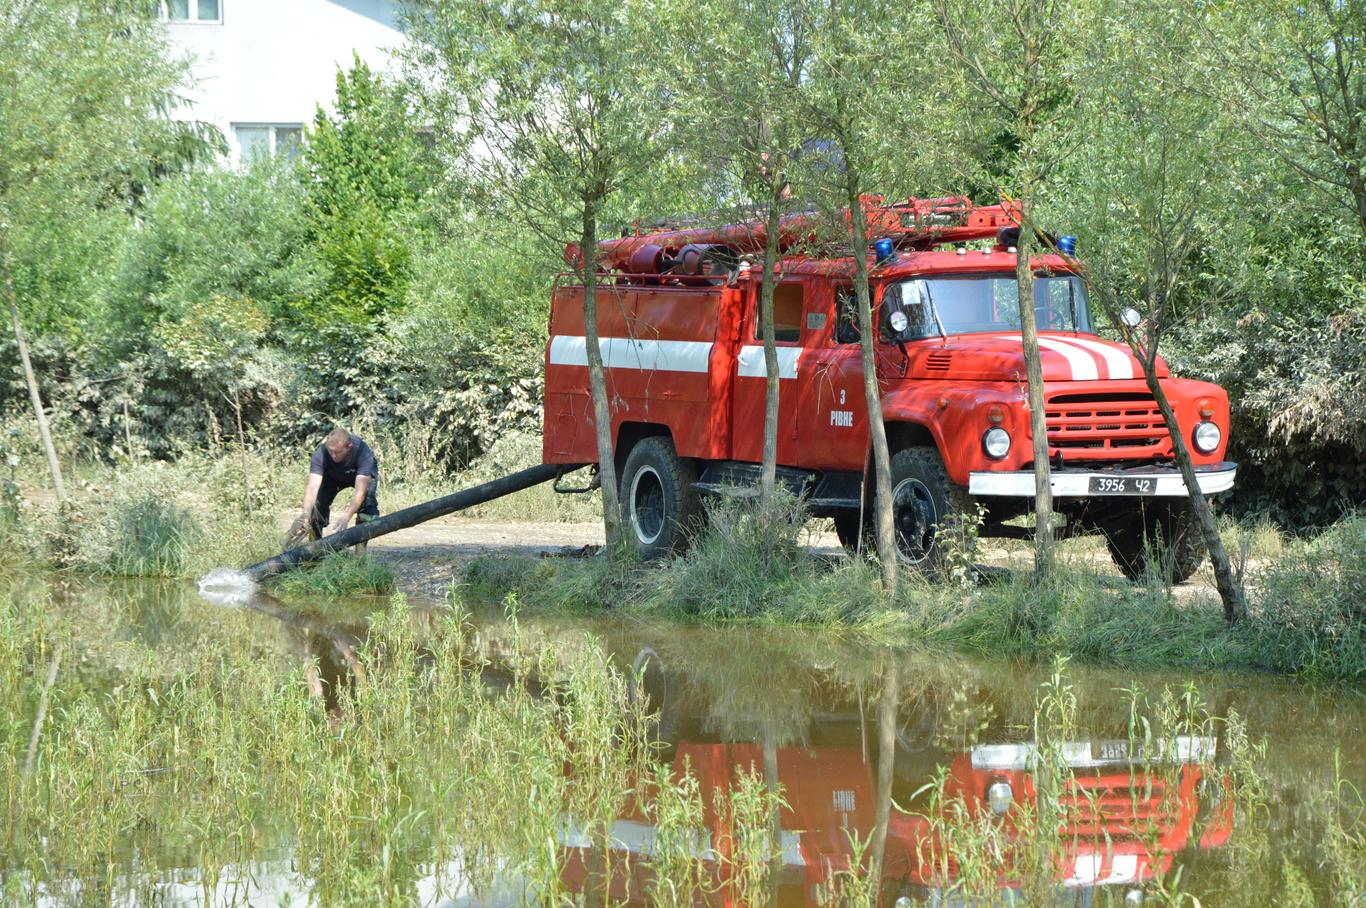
[630,466,665,545]
[891,477,938,564]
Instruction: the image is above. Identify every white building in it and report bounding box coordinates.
[159,0,405,165]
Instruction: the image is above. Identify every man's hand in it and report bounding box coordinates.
[327,515,352,535]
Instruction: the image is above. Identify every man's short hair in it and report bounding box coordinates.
[325,428,352,449]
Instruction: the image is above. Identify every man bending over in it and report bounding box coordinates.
[299,428,381,545]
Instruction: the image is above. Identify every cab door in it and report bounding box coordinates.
[795,285,872,472]
[731,278,809,466]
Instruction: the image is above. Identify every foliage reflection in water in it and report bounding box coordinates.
[0,577,1363,906]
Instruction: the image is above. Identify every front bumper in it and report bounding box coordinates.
[968,462,1237,498]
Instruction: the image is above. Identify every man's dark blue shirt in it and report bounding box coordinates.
[310,435,379,490]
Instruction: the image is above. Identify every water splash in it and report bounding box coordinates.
[197,568,257,606]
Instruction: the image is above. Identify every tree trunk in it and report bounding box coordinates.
[580,198,623,551]
[3,245,64,502]
[1013,212,1054,577]
[763,722,782,905]
[868,653,898,882]
[846,189,898,592]
[759,187,783,506]
[232,391,251,518]
[1141,366,1248,622]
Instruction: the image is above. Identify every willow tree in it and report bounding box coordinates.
[796,0,919,591]
[932,0,1084,577]
[1212,0,1366,238]
[1058,0,1250,620]
[678,0,813,505]
[0,0,191,499]
[403,0,674,552]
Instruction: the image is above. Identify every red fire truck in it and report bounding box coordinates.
[557,736,1233,906]
[542,197,1236,579]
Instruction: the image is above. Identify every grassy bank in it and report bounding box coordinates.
[0,427,596,582]
[462,501,1366,683]
[7,441,1364,683]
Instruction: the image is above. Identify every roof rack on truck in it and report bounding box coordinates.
[567,197,1023,285]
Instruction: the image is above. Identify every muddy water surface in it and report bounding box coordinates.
[11,576,1366,906]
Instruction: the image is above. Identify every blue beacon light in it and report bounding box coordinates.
[1058,235,1078,255]
[874,237,896,264]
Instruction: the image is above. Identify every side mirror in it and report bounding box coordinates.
[1119,307,1142,329]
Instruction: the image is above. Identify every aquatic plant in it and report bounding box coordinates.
[2,579,1364,906]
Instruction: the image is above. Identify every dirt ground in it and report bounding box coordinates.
[366,518,610,598]
[365,516,1224,603]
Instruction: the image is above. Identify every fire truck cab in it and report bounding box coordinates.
[542,197,1236,579]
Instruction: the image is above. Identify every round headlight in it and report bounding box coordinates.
[987,781,1013,815]
[1193,420,1221,454]
[983,426,1011,459]
[889,310,909,333]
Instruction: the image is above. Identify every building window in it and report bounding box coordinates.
[234,124,305,164]
[161,0,221,23]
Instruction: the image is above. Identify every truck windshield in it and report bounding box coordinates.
[884,274,1092,339]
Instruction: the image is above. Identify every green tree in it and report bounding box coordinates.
[798,0,916,592]
[1213,0,1366,239]
[933,0,1084,577]
[0,0,194,498]
[301,56,435,329]
[403,0,675,552]
[1057,0,1250,620]
[682,0,813,505]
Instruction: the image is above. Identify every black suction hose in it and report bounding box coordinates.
[244,463,587,582]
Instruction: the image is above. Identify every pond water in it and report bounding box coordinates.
[6,575,1365,906]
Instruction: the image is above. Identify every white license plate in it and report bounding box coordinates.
[1088,475,1157,495]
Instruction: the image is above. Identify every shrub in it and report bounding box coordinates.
[75,490,203,577]
[74,163,314,457]
[1246,516,1366,680]
[650,492,811,620]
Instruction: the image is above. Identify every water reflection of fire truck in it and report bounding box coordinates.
[558,736,1233,906]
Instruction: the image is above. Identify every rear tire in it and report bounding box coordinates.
[1104,499,1206,583]
[618,436,702,559]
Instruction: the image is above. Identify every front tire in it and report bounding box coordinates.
[1104,499,1206,583]
[887,447,973,571]
[618,436,702,559]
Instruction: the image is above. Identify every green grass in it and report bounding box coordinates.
[0,584,792,906]
[463,493,903,629]
[462,508,1366,682]
[80,492,204,577]
[267,551,396,599]
[6,433,600,583]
